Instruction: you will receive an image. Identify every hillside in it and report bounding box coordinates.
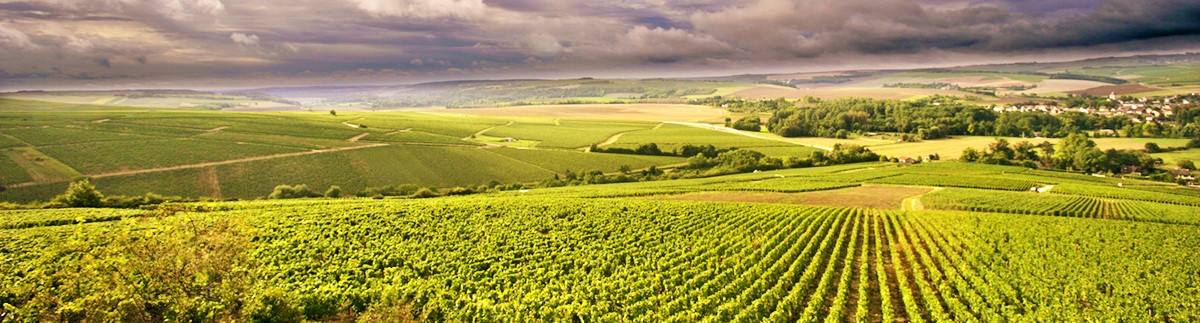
[3,162,1198,320]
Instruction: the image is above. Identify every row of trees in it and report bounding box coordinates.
[961,133,1169,176]
[695,96,1200,139]
[590,143,739,158]
[544,144,882,188]
[766,98,1200,139]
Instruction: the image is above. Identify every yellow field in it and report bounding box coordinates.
[729,84,976,100]
[437,104,729,123]
[869,136,1193,159]
[1002,79,1112,96]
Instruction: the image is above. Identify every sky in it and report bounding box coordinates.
[1,0,1199,90]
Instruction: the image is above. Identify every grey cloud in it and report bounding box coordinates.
[1,0,1199,89]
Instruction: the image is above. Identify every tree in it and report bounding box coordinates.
[618,165,632,174]
[1052,133,1098,171]
[53,178,104,207]
[961,147,981,162]
[1179,159,1197,170]
[1144,142,1162,153]
[329,109,337,116]
[634,143,662,155]
[731,116,762,132]
[324,185,342,198]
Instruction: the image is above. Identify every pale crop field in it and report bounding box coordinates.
[439,103,729,122]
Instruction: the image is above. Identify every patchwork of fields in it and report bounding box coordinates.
[1,100,724,201]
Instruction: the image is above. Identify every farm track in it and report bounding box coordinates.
[346,132,370,142]
[467,121,515,140]
[592,125,654,149]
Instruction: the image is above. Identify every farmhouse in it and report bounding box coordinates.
[1171,169,1195,181]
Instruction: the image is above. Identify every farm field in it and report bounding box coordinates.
[2,162,1198,321]
[2,99,719,201]
[736,132,1192,159]
[730,84,972,100]
[1152,148,1200,168]
[440,103,729,123]
[0,91,301,110]
[605,123,821,157]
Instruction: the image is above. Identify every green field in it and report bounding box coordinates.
[1152,148,1200,168]
[481,119,656,149]
[3,161,1198,321]
[607,123,821,157]
[0,99,713,201]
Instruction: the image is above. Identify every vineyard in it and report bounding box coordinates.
[2,100,1200,320]
[2,197,1197,321]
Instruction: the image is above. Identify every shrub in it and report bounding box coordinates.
[358,184,420,197]
[410,188,440,198]
[52,179,104,207]
[324,185,342,198]
[268,184,320,199]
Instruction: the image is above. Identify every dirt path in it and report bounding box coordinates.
[206,126,230,133]
[384,128,412,135]
[901,187,944,211]
[92,118,111,123]
[347,132,370,142]
[595,133,625,148]
[666,121,832,150]
[465,121,514,141]
[87,143,389,179]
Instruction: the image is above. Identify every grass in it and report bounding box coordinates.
[1152,148,1200,168]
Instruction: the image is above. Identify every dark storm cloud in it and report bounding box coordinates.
[0,0,1198,89]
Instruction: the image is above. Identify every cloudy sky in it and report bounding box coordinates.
[1,0,1198,90]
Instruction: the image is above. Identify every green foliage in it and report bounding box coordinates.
[410,187,439,198]
[765,98,1196,139]
[2,216,257,321]
[51,179,104,207]
[730,116,762,131]
[324,185,342,198]
[268,184,320,199]
[1178,159,1197,170]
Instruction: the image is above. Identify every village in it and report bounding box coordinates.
[992,92,1198,122]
